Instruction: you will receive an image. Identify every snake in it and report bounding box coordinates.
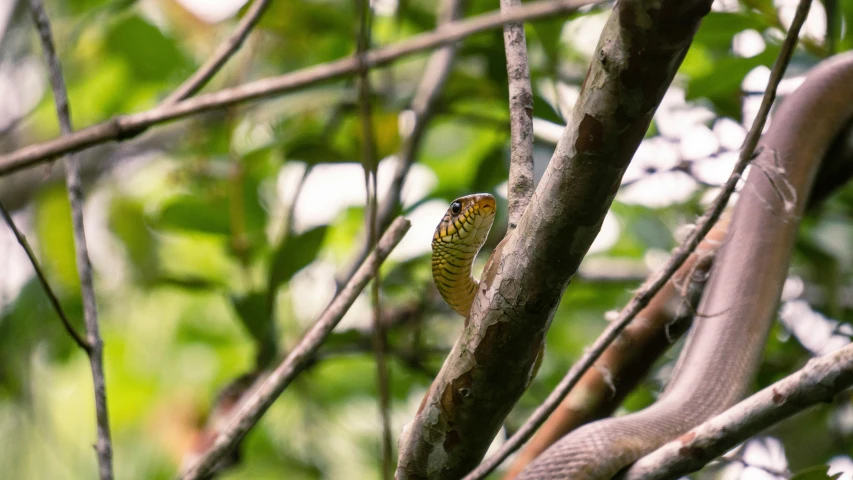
[431,193,497,318]
[427,55,853,479]
[513,53,853,479]
[432,192,547,392]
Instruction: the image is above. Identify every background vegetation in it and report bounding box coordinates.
[0,0,852,478]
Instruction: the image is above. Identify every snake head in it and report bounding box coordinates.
[431,194,496,317]
[432,193,496,247]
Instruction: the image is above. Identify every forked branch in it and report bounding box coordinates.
[28,0,114,478]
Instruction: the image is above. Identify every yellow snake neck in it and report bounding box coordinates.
[431,194,496,318]
[432,240,480,317]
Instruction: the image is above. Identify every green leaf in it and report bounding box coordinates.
[232,292,277,367]
[104,14,188,83]
[156,232,233,287]
[687,46,780,118]
[245,0,354,68]
[471,143,509,193]
[269,226,328,291]
[835,0,853,51]
[65,0,138,16]
[108,197,159,281]
[232,292,271,342]
[63,57,131,126]
[531,18,566,68]
[34,186,79,292]
[693,12,768,51]
[284,136,350,165]
[0,279,84,397]
[421,118,507,196]
[158,194,231,235]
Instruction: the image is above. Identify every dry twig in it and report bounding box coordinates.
[180,217,411,480]
[162,0,272,104]
[337,0,464,285]
[0,0,605,176]
[0,201,90,352]
[353,0,394,476]
[28,0,114,478]
[501,0,535,228]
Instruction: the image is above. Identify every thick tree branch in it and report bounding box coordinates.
[162,0,271,104]
[0,0,603,176]
[473,2,809,477]
[501,0,535,229]
[397,0,718,477]
[0,200,90,352]
[623,342,853,480]
[28,0,114,478]
[179,217,410,480]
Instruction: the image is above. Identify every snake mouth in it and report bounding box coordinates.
[473,195,496,216]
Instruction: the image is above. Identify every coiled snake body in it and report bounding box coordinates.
[430,55,853,479]
[516,53,853,479]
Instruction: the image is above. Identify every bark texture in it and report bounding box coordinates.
[396,0,714,477]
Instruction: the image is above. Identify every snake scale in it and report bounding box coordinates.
[432,193,497,318]
[430,53,853,479]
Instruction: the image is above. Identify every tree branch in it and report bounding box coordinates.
[499,218,728,479]
[501,0,535,229]
[353,0,394,477]
[28,0,114,478]
[0,200,90,352]
[500,115,853,479]
[472,1,809,476]
[615,33,853,480]
[179,216,411,480]
[622,342,853,480]
[162,0,271,104]
[0,0,604,176]
[337,0,463,287]
[397,0,718,477]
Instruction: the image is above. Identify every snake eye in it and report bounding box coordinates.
[450,201,462,215]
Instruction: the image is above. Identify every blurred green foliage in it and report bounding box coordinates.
[1,0,853,478]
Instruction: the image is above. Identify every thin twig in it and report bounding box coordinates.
[179,217,411,480]
[354,0,394,477]
[337,0,463,286]
[162,0,272,104]
[464,0,809,476]
[501,0,535,229]
[623,341,853,480]
[0,0,605,176]
[28,0,114,479]
[0,201,90,352]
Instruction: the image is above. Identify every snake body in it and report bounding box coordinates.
[517,53,853,479]
[431,194,497,317]
[428,56,853,479]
